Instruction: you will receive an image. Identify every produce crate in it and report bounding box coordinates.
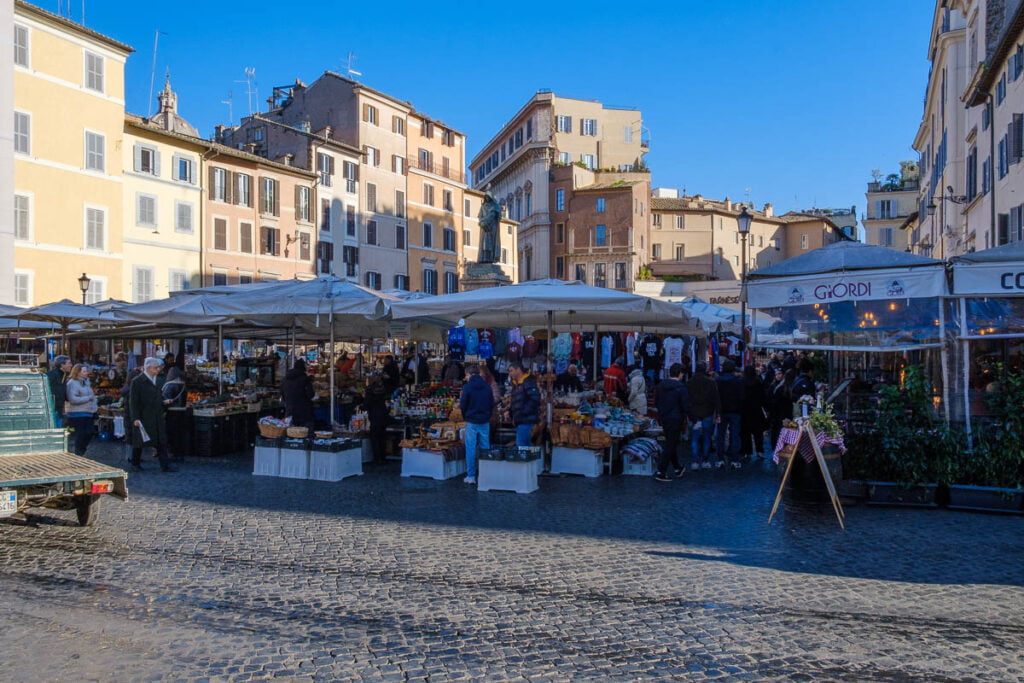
[253,436,280,477]
[551,446,604,477]
[477,457,539,494]
[309,447,362,481]
[279,438,310,479]
[400,448,466,480]
[622,454,655,476]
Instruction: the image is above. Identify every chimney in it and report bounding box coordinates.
[275,153,294,166]
[724,196,732,211]
[243,143,258,154]
[214,125,225,142]
[763,202,774,217]
[315,125,332,139]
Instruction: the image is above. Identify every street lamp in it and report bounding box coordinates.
[77,272,91,305]
[737,207,752,368]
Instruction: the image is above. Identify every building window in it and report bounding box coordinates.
[967,147,978,201]
[363,103,378,125]
[392,154,405,175]
[443,189,453,212]
[594,263,607,288]
[422,268,438,294]
[133,267,153,303]
[444,271,458,294]
[675,245,684,261]
[581,118,597,136]
[85,131,105,171]
[343,246,358,277]
[997,72,1007,105]
[296,186,311,222]
[13,272,30,306]
[463,228,471,247]
[595,224,607,247]
[878,227,894,247]
[260,177,278,215]
[13,24,28,67]
[174,154,194,183]
[134,144,159,175]
[575,263,586,283]
[394,274,409,290]
[135,194,156,228]
[14,194,30,240]
[422,120,434,138]
[674,215,683,230]
[983,156,992,194]
[596,198,605,213]
[261,226,280,255]
[396,224,406,250]
[236,173,252,207]
[211,167,228,200]
[558,151,570,165]
[300,234,313,260]
[14,112,30,154]
[733,255,740,267]
[556,223,564,243]
[239,272,253,285]
[556,115,572,133]
[800,234,809,250]
[85,207,105,250]
[321,199,331,231]
[581,154,595,170]
[365,271,382,290]
[214,218,228,250]
[346,205,356,236]
[652,244,661,261]
[240,222,253,253]
[422,222,433,248]
[653,214,662,228]
[423,182,435,207]
[556,189,565,211]
[614,263,627,289]
[419,148,433,171]
[316,241,333,274]
[366,183,377,213]
[999,135,1009,179]
[501,247,509,264]
[366,219,378,246]
[212,270,227,287]
[393,116,405,135]
[344,161,358,193]
[317,152,333,186]
[875,199,896,219]
[175,201,193,233]
[464,198,471,216]
[555,257,565,279]
[169,269,188,292]
[365,146,380,167]
[84,51,104,92]
[443,227,455,251]
[623,126,633,143]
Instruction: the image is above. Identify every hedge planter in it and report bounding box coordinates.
[866,481,939,507]
[947,484,1024,514]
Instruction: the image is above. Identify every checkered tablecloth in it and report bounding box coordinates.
[773,427,846,464]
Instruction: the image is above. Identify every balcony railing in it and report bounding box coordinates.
[408,157,465,183]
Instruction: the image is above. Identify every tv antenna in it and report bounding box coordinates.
[345,52,362,80]
[146,30,167,118]
[744,187,752,207]
[221,89,234,126]
[235,68,258,116]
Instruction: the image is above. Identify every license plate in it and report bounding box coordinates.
[0,490,17,517]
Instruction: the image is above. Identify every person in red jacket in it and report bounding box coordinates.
[603,357,627,399]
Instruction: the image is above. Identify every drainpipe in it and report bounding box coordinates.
[988,93,996,247]
[200,145,223,287]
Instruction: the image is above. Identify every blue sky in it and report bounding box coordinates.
[55,0,932,220]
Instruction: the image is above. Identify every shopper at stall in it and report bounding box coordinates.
[459,364,494,485]
[65,364,98,456]
[363,374,391,464]
[687,361,720,469]
[554,364,583,393]
[767,368,792,454]
[479,364,503,428]
[654,363,691,481]
[417,351,431,384]
[129,357,175,473]
[716,359,745,469]
[790,358,816,406]
[381,354,401,391]
[740,365,768,460]
[48,355,72,426]
[161,367,187,408]
[507,362,541,447]
[442,356,464,383]
[627,365,647,414]
[281,359,316,431]
[400,351,417,386]
[603,357,628,400]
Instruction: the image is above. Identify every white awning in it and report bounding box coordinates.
[747,266,948,309]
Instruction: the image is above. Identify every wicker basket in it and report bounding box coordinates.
[259,423,286,438]
[286,426,309,438]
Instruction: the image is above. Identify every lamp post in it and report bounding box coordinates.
[925,190,967,257]
[77,273,91,305]
[737,207,752,368]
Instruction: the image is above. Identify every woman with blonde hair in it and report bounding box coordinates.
[65,364,98,455]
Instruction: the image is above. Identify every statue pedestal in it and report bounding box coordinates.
[462,262,512,291]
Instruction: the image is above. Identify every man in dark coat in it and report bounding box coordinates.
[47,355,71,426]
[507,362,541,446]
[362,375,391,464]
[459,364,494,484]
[716,359,746,469]
[687,361,720,469]
[128,357,175,472]
[381,355,400,391]
[280,359,316,430]
[654,363,691,481]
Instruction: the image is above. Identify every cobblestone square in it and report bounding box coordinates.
[0,443,1021,681]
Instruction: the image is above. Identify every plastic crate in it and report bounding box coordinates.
[309,447,362,481]
[253,438,280,477]
[279,442,310,479]
[622,454,655,476]
[400,448,466,480]
[550,446,604,477]
[477,458,539,493]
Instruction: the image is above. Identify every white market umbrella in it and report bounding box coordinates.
[17,299,117,353]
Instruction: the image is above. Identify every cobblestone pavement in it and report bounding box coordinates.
[0,443,1022,681]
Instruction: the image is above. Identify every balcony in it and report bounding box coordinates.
[408,157,465,184]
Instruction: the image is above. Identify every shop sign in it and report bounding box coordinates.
[953,262,1024,296]
[388,322,412,339]
[748,267,946,308]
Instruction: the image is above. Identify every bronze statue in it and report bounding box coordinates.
[477,191,501,264]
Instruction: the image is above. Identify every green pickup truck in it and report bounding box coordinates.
[0,358,127,526]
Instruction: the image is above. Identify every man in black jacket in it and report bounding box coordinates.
[280,359,316,431]
[687,361,720,469]
[654,363,691,481]
[507,362,541,447]
[716,359,746,469]
[459,364,494,484]
[128,357,175,472]
[47,355,71,426]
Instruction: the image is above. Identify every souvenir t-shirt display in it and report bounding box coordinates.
[640,334,661,371]
[600,334,615,369]
[570,332,583,361]
[506,341,522,361]
[522,335,540,359]
[478,339,494,359]
[624,332,638,367]
[448,327,467,360]
[465,329,479,355]
[551,333,573,361]
[663,336,685,370]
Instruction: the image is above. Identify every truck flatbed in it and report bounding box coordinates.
[0,451,127,491]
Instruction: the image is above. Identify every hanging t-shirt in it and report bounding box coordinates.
[448,327,467,360]
[600,334,614,369]
[465,329,479,356]
[570,332,583,361]
[506,341,522,361]
[478,328,494,344]
[478,340,494,360]
[640,334,661,371]
[624,332,638,367]
[551,333,573,361]
[522,335,540,359]
[508,327,525,346]
[663,336,684,370]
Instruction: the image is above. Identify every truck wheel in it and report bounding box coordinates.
[76,495,101,527]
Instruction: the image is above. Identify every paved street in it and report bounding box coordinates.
[0,443,1022,681]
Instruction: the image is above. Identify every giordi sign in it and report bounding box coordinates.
[748,267,947,308]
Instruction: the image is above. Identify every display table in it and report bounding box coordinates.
[478,457,539,493]
[551,446,604,477]
[309,446,362,481]
[253,436,280,476]
[401,447,466,480]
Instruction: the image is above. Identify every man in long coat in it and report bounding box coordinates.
[129,357,176,472]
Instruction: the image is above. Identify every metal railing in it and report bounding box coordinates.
[408,157,465,183]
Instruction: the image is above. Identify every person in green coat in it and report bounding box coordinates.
[128,357,176,472]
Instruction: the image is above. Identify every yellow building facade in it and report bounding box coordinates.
[13,1,132,305]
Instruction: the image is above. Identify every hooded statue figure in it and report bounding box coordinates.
[477,191,502,264]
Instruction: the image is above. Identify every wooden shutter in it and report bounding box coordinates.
[224,170,233,205]
[295,184,302,220]
[209,165,217,196]
[272,180,280,216]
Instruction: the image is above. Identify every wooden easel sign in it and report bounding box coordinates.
[768,423,845,529]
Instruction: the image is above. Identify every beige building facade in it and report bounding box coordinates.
[12,0,132,305]
[470,91,648,283]
[862,167,919,251]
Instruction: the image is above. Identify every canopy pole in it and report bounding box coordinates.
[939,299,950,424]
[217,324,224,394]
[290,324,296,369]
[593,324,599,391]
[546,310,553,425]
[960,297,972,446]
[329,313,336,429]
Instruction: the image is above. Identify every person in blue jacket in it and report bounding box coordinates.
[459,364,494,485]
[654,362,691,481]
